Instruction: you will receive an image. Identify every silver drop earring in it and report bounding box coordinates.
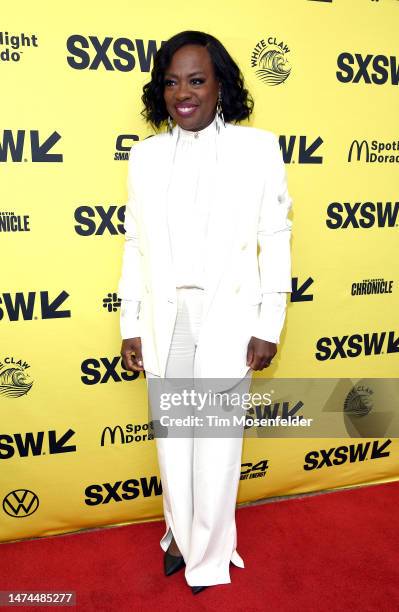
[215,87,225,134]
[167,115,173,135]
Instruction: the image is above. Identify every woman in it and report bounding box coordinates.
[118,30,292,594]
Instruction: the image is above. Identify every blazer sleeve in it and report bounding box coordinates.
[257,132,293,294]
[120,298,141,339]
[253,133,293,343]
[117,147,143,339]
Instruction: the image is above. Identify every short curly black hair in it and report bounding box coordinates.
[141,30,254,130]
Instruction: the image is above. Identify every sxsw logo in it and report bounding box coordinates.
[326,201,399,228]
[0,130,62,162]
[278,135,323,164]
[66,36,162,71]
[0,291,71,321]
[81,356,141,385]
[337,53,399,85]
[245,400,305,425]
[85,476,162,505]
[0,429,76,459]
[304,439,391,470]
[315,331,399,360]
[74,205,125,236]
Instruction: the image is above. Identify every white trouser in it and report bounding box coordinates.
[145,287,253,586]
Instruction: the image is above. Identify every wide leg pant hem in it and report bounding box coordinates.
[184,573,232,587]
[160,524,245,571]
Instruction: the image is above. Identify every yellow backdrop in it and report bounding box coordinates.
[1,0,398,543]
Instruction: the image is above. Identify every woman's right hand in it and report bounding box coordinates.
[121,337,144,372]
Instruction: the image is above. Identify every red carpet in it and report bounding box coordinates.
[1,481,399,611]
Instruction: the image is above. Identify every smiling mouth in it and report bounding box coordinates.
[175,105,198,117]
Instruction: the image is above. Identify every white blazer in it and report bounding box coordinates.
[118,121,292,384]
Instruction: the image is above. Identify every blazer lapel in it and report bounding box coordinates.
[140,127,179,298]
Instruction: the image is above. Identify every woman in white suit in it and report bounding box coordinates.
[118,30,292,595]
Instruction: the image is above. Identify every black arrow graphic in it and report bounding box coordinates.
[48,429,76,454]
[40,291,71,319]
[370,439,391,459]
[299,136,323,164]
[30,130,63,162]
[291,277,314,302]
[387,332,399,354]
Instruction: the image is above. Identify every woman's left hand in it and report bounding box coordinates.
[246,337,277,370]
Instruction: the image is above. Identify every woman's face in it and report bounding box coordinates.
[163,44,220,132]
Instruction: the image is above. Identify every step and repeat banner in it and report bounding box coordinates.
[1,0,398,543]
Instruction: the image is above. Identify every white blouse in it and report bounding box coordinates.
[120,117,288,343]
[166,115,217,288]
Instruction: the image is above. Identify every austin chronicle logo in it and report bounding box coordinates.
[251,37,291,85]
[3,489,39,517]
[0,356,33,398]
[344,386,374,417]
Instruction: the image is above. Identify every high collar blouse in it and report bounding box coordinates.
[166,115,218,289]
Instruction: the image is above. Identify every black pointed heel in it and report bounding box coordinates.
[191,585,208,594]
[164,549,185,576]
